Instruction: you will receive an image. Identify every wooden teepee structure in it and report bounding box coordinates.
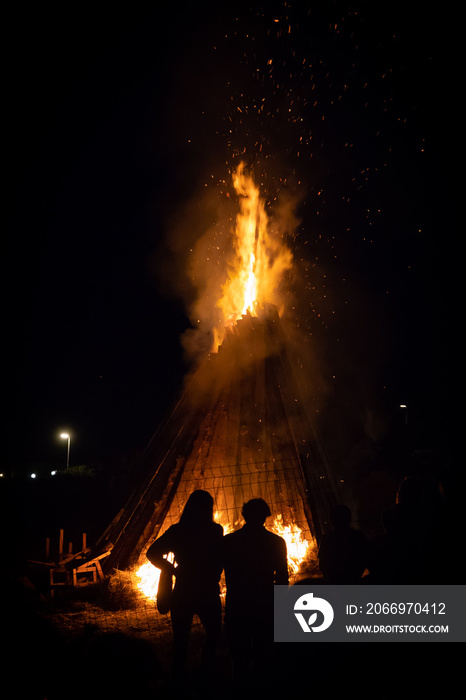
[99,305,338,575]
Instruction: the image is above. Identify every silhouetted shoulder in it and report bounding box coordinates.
[223,529,240,543]
[223,525,285,549]
[264,528,287,547]
[147,525,177,555]
[212,522,223,536]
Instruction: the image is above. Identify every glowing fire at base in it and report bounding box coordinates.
[269,515,312,576]
[135,517,313,600]
[136,561,161,599]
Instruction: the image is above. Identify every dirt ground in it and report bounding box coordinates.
[4,570,237,699]
[4,566,456,700]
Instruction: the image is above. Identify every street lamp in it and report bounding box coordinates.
[399,405,408,427]
[60,433,71,468]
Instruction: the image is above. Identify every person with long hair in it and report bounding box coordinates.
[146,490,223,685]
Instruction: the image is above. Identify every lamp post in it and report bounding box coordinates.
[60,433,71,468]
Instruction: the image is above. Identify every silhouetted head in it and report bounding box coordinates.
[180,490,214,526]
[330,504,352,530]
[242,498,271,526]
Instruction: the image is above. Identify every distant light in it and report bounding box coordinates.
[51,470,57,476]
[0,473,4,478]
[60,433,70,439]
[399,404,407,408]
[31,473,37,479]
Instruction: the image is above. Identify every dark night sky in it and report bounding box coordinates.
[3,2,460,474]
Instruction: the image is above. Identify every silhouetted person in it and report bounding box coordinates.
[318,504,369,583]
[368,475,440,583]
[146,490,223,687]
[222,498,288,688]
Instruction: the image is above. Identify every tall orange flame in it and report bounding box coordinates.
[214,162,293,349]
